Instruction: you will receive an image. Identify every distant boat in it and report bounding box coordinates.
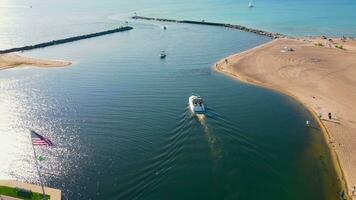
[159,51,166,59]
[162,25,167,30]
[189,95,206,114]
[248,0,254,8]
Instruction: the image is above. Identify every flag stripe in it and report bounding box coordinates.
[30,130,54,146]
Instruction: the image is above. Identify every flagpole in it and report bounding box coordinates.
[30,134,47,200]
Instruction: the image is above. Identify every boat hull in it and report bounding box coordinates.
[189,96,205,114]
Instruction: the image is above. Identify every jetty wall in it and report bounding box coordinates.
[132,16,284,38]
[0,26,133,54]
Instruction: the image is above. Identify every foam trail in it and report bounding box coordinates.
[196,113,223,167]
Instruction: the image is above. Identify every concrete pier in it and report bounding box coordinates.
[0,26,133,54]
[132,16,284,38]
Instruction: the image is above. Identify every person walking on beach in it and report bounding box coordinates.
[225,58,228,64]
[328,112,332,120]
[306,120,310,127]
[352,186,356,195]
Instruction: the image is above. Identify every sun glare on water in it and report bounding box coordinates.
[0,79,35,180]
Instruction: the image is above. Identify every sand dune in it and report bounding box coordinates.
[215,37,356,199]
[0,53,71,70]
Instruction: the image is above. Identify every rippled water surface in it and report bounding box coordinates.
[1,0,356,50]
[0,21,341,199]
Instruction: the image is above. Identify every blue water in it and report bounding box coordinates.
[1,0,356,49]
[0,21,341,199]
[0,0,348,199]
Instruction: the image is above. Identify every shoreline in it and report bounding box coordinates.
[215,37,356,199]
[214,60,348,198]
[0,53,72,70]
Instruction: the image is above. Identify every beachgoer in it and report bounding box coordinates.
[306,120,310,127]
[225,59,228,64]
[352,186,355,195]
[328,112,332,120]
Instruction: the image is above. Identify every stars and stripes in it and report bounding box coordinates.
[30,130,54,146]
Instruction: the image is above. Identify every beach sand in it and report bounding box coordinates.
[0,53,71,70]
[215,37,356,199]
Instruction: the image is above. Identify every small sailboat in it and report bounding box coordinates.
[248,0,254,8]
[159,51,166,59]
[189,95,206,114]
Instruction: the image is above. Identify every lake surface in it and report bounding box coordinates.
[0,20,341,199]
[1,0,356,50]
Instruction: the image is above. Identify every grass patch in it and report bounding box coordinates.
[0,186,50,200]
[314,42,324,47]
[335,44,345,50]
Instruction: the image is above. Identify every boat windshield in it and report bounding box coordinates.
[193,98,203,105]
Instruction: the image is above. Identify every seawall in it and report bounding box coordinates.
[132,16,284,39]
[0,26,133,54]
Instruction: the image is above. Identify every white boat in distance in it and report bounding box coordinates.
[189,95,206,114]
[248,0,254,8]
[160,51,166,59]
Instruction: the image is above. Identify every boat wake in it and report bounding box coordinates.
[115,109,192,199]
[194,109,223,169]
[114,103,274,199]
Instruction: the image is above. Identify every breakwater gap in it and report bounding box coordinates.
[132,16,284,39]
[0,26,133,54]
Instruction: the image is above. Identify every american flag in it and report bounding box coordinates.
[30,130,54,146]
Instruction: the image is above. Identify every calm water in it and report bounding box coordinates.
[0,21,341,199]
[0,0,356,49]
[0,0,349,199]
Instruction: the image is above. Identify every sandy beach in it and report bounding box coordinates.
[0,53,71,70]
[215,37,356,198]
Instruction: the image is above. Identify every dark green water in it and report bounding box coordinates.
[0,22,341,199]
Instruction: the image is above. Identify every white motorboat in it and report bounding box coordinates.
[159,51,166,59]
[189,95,205,114]
[248,0,254,8]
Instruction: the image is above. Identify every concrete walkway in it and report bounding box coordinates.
[0,195,22,200]
[0,180,61,200]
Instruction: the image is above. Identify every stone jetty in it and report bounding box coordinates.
[132,16,284,38]
[0,26,133,54]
